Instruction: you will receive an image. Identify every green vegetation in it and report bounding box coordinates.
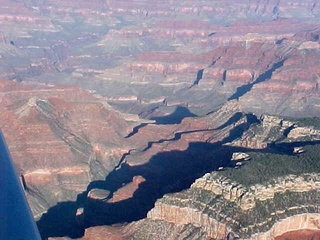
[147,115,320,238]
[296,117,320,128]
[219,143,320,186]
[265,125,284,141]
[283,116,320,128]
[161,188,320,238]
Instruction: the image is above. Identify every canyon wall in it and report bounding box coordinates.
[0,0,319,117]
[0,0,320,239]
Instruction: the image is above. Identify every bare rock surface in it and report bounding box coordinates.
[0,0,320,239]
[0,0,319,117]
[0,79,133,218]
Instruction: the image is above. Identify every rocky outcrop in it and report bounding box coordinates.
[253,213,320,240]
[0,0,320,117]
[87,189,111,201]
[287,126,320,139]
[192,173,320,210]
[147,203,231,240]
[0,79,133,217]
[139,171,320,239]
[125,118,320,239]
[2,75,319,239]
[230,113,320,149]
[107,176,145,203]
[82,226,124,240]
[1,1,320,239]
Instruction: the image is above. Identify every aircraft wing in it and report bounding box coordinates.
[0,131,41,240]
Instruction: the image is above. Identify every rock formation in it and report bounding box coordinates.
[0,0,319,117]
[72,105,320,239]
[0,79,136,218]
[0,0,320,239]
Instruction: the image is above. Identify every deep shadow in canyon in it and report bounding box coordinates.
[141,128,216,152]
[150,106,197,124]
[215,112,243,130]
[37,141,233,239]
[228,59,286,101]
[125,123,148,138]
[191,68,204,86]
[36,107,320,239]
[83,142,234,227]
[36,201,84,239]
[38,140,239,237]
[36,138,320,239]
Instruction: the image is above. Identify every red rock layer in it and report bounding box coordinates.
[275,230,320,240]
[82,226,124,240]
[0,79,133,216]
[107,176,146,203]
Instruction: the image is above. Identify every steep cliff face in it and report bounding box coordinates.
[71,213,320,240]
[254,213,320,240]
[109,116,320,240]
[131,172,320,239]
[192,173,320,210]
[1,0,320,239]
[0,0,320,117]
[79,100,245,227]
[18,85,316,239]
[0,79,134,217]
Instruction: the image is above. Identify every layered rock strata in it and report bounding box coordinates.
[140,172,320,239]
[0,79,134,217]
[0,1,319,117]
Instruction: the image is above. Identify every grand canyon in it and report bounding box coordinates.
[1,0,320,239]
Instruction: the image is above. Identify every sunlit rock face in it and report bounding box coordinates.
[75,111,320,239]
[1,0,320,239]
[0,0,319,117]
[0,79,134,217]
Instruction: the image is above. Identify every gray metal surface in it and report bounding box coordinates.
[0,131,41,240]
